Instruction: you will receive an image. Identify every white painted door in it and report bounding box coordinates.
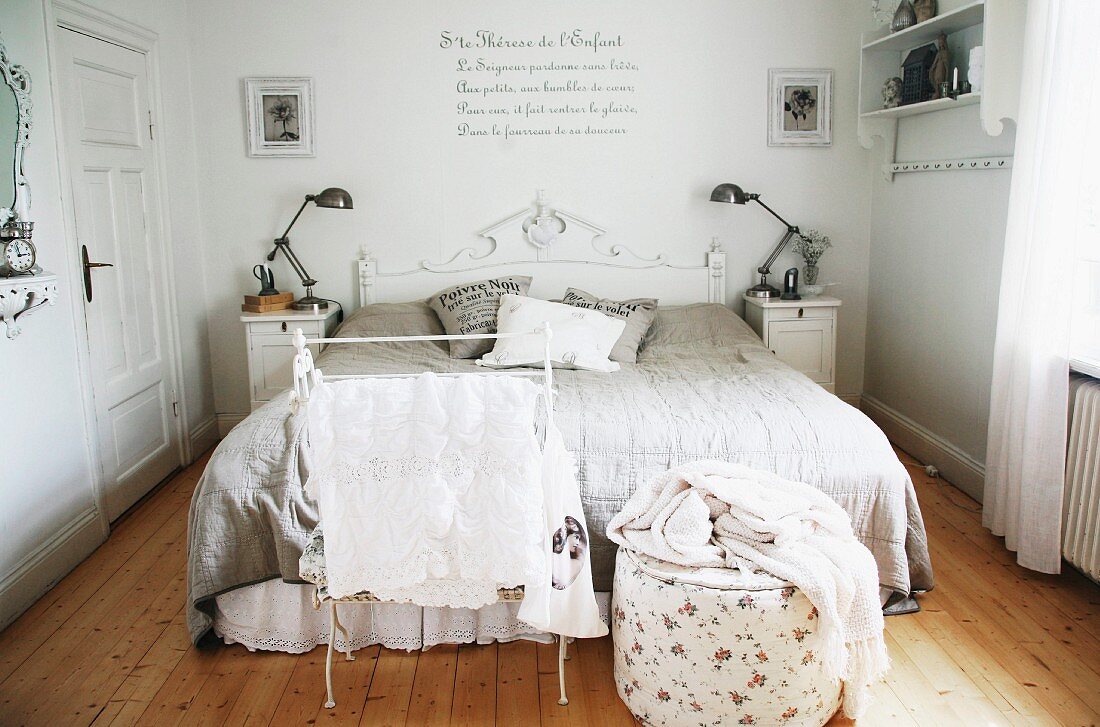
[56,29,181,521]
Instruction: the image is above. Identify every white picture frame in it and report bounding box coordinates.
[767,69,832,147]
[244,77,315,157]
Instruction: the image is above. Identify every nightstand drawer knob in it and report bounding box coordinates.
[281,321,287,332]
[798,308,804,318]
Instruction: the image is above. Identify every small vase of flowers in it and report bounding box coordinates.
[791,229,831,286]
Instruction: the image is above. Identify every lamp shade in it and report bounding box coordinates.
[313,187,354,209]
[709,183,750,205]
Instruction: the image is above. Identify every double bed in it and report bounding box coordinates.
[187,207,933,651]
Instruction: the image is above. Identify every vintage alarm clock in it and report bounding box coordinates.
[2,237,37,275]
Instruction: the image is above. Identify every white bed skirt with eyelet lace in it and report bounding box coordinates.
[213,579,611,653]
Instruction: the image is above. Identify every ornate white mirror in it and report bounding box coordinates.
[0,30,57,339]
[0,33,30,225]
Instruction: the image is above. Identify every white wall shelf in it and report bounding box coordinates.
[862,1,986,52]
[857,0,1024,181]
[860,92,980,120]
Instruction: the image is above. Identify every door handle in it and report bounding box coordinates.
[81,244,114,302]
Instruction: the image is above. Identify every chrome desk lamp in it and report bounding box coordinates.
[710,183,801,298]
[266,187,353,310]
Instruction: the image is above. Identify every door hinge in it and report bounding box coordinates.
[148,110,154,140]
[172,401,179,417]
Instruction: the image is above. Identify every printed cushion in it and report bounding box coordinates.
[428,276,532,359]
[612,549,841,726]
[560,288,657,363]
[477,294,625,373]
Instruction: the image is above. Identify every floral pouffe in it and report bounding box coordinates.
[612,549,842,726]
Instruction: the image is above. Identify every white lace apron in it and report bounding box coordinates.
[304,374,547,607]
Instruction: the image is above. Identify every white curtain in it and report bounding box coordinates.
[983,0,1100,573]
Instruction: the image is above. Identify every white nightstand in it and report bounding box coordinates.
[241,305,342,410]
[743,295,840,393]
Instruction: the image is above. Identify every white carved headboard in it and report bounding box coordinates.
[357,190,726,307]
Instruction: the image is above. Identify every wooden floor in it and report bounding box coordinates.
[1,448,1098,726]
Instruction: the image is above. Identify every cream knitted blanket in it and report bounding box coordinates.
[606,460,889,719]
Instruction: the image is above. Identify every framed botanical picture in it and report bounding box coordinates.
[244,77,315,157]
[767,69,832,147]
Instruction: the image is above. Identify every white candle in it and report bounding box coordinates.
[953,66,959,91]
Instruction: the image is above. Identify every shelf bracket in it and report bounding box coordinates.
[0,271,59,339]
[858,116,899,182]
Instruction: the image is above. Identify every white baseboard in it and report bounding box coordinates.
[859,394,985,502]
[836,393,862,407]
[216,413,248,438]
[0,507,106,631]
[188,415,219,461]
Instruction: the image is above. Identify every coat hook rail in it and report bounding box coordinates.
[885,156,1013,176]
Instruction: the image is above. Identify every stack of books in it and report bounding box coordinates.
[241,292,294,313]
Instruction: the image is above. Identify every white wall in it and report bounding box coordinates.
[0,0,213,628]
[862,29,1016,498]
[187,0,874,417]
[0,0,101,628]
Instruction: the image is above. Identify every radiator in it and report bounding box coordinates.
[1063,374,1100,582]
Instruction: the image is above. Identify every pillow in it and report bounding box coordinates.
[477,294,626,373]
[644,303,756,349]
[428,276,532,358]
[560,288,658,363]
[335,301,444,337]
[332,301,448,353]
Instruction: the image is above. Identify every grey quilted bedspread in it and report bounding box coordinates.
[187,303,933,644]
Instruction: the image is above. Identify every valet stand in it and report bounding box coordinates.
[289,324,571,710]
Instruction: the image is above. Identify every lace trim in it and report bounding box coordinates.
[323,546,543,607]
[213,581,610,654]
[215,622,556,654]
[316,449,522,486]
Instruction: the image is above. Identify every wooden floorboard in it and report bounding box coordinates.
[0,459,202,686]
[451,642,497,726]
[495,641,540,726]
[361,645,418,726]
[406,643,456,726]
[314,644,379,726]
[1,446,1098,726]
[265,647,328,726]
